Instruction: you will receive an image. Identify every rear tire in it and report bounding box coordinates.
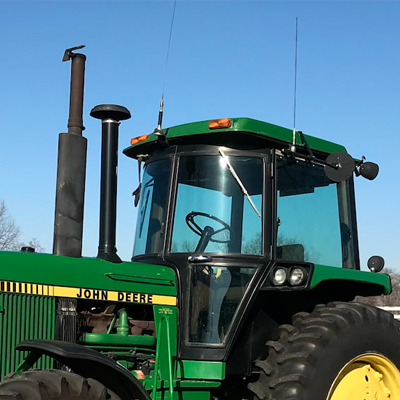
[248,302,400,400]
[0,369,120,400]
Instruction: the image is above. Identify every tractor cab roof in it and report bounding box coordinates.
[123,117,346,159]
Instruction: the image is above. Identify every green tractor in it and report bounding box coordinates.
[0,48,398,400]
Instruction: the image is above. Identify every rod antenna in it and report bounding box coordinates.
[291,18,299,152]
[153,0,177,136]
[153,94,164,136]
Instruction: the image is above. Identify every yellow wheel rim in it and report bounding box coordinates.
[327,353,400,399]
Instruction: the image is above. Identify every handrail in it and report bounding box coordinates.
[105,273,175,286]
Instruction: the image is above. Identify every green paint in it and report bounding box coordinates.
[0,293,55,379]
[116,309,129,335]
[152,305,178,400]
[177,381,221,388]
[80,333,156,347]
[123,117,346,158]
[0,251,177,297]
[177,360,226,380]
[311,264,391,294]
[178,384,220,400]
[105,273,175,286]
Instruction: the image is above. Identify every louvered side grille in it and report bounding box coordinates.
[0,293,55,379]
[55,298,77,343]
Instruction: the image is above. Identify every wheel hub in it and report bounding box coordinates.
[328,353,400,399]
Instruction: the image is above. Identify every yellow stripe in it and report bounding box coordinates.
[0,280,176,306]
[53,286,81,298]
[152,294,177,306]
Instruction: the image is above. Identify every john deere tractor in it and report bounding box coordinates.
[0,48,398,400]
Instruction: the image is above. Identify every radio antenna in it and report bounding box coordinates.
[291,17,299,151]
[153,0,177,136]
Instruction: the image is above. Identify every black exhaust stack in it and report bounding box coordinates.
[90,104,131,263]
[53,46,87,257]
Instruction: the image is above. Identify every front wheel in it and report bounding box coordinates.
[249,302,400,400]
[0,369,121,400]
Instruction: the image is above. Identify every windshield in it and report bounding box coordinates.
[171,154,263,255]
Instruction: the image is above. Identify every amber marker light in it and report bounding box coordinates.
[130,134,149,145]
[209,118,232,130]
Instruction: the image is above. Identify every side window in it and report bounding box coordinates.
[276,156,348,268]
[133,159,170,256]
[134,177,154,255]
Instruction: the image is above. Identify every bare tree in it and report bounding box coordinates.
[242,233,314,259]
[243,232,262,255]
[0,201,20,250]
[356,268,400,307]
[0,201,45,253]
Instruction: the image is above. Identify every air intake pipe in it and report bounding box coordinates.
[90,104,131,263]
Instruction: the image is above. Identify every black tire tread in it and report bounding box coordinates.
[0,370,120,400]
[249,301,400,400]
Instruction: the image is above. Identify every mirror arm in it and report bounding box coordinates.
[281,148,340,170]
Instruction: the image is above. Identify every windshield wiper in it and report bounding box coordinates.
[219,149,261,218]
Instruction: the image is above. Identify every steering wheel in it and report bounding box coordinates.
[185,211,232,243]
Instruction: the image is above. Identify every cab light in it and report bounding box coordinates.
[130,134,149,146]
[272,268,287,286]
[289,267,307,286]
[209,118,232,130]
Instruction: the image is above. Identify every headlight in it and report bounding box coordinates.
[272,268,287,285]
[289,267,306,286]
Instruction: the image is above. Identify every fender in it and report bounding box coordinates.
[16,339,152,400]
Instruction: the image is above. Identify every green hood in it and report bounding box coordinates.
[0,252,177,305]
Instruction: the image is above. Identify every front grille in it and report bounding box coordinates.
[0,293,55,379]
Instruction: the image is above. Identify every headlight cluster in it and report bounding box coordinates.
[271,266,308,287]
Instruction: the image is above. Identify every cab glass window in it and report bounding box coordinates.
[276,155,358,268]
[171,155,263,255]
[133,159,171,256]
[189,266,256,343]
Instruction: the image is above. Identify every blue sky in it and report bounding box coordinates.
[0,1,399,271]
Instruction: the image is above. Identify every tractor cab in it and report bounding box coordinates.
[123,117,375,360]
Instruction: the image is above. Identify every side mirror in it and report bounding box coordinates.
[324,152,355,182]
[132,184,141,207]
[367,255,385,273]
[359,162,379,180]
